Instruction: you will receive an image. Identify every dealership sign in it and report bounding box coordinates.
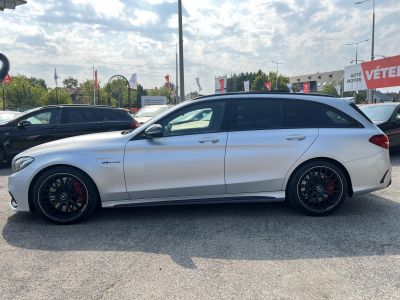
[344,55,400,92]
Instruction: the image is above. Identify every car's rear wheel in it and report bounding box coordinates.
[287,160,347,215]
[32,167,98,224]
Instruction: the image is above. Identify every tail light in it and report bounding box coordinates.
[369,134,389,149]
[130,119,140,129]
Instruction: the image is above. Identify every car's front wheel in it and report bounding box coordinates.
[32,166,99,224]
[287,160,347,216]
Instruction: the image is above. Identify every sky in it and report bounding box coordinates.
[0,0,399,94]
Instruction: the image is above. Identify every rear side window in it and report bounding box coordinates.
[66,108,97,123]
[234,99,282,130]
[94,109,131,121]
[350,103,373,124]
[284,100,361,128]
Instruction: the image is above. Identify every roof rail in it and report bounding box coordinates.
[43,104,113,108]
[194,91,337,100]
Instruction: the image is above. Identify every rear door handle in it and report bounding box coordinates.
[285,135,306,141]
[198,138,219,144]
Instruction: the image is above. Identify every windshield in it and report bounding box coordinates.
[359,105,396,123]
[135,106,169,118]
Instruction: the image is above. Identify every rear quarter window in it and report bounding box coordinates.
[284,100,362,128]
[94,109,132,121]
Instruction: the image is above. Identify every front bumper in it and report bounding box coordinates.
[8,165,35,212]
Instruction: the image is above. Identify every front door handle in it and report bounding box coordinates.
[285,135,306,141]
[198,138,219,144]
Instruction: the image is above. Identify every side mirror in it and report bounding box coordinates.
[18,120,31,128]
[144,124,163,138]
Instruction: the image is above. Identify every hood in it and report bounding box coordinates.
[134,116,152,124]
[17,131,128,158]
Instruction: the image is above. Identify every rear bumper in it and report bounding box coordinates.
[344,150,392,196]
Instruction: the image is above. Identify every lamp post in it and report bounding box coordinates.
[355,0,375,102]
[271,61,283,91]
[345,39,369,64]
[175,43,179,102]
[178,0,185,102]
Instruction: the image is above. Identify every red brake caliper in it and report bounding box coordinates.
[72,180,85,204]
[326,180,334,196]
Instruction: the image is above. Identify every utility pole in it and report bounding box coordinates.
[355,0,376,103]
[178,0,185,102]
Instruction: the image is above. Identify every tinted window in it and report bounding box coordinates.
[235,99,282,130]
[161,102,225,137]
[284,100,360,128]
[24,109,61,125]
[66,108,97,123]
[94,109,131,121]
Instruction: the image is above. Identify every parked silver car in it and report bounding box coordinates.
[9,93,391,224]
[133,105,171,124]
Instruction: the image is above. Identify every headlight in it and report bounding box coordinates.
[12,157,34,173]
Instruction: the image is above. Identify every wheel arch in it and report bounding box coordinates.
[285,157,353,197]
[28,164,102,212]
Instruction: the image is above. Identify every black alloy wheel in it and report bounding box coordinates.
[287,161,347,215]
[32,167,98,224]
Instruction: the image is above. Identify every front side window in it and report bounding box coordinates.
[284,100,360,128]
[161,102,225,137]
[234,99,282,130]
[24,110,61,125]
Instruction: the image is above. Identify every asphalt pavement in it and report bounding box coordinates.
[0,154,399,299]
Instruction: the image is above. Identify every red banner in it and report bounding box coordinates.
[264,81,272,90]
[2,74,12,84]
[303,82,310,93]
[361,55,400,89]
[219,78,225,93]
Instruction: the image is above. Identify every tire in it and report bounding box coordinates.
[32,166,99,224]
[0,53,10,82]
[287,160,348,216]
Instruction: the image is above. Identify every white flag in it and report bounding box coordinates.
[287,83,292,92]
[129,73,137,89]
[195,77,202,91]
[244,80,250,92]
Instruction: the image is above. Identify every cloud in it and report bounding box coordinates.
[0,0,399,94]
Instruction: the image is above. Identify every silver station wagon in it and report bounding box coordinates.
[9,93,391,224]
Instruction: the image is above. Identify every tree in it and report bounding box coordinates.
[321,84,339,97]
[2,75,47,109]
[27,77,47,89]
[252,72,269,92]
[46,88,72,105]
[63,77,79,89]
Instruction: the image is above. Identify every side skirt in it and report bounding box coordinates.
[102,192,286,208]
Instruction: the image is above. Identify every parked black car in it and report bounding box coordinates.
[359,103,400,149]
[0,105,138,162]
